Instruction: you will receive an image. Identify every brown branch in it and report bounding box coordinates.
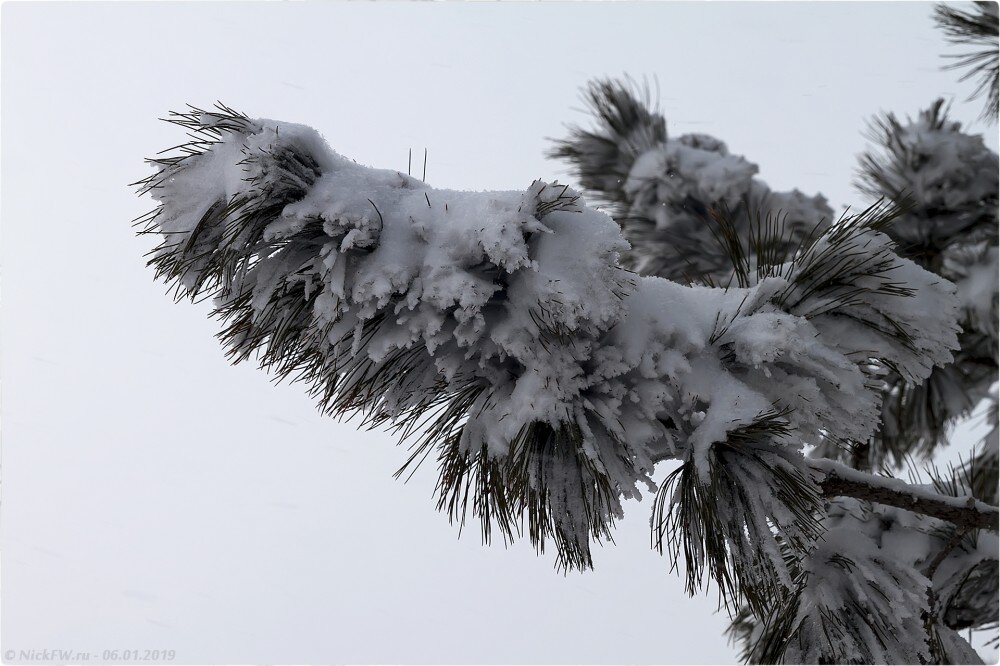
[813,459,999,532]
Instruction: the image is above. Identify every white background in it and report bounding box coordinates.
[2,2,997,663]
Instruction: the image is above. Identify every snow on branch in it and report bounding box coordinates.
[136,105,960,580]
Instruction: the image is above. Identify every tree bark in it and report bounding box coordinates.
[812,459,999,532]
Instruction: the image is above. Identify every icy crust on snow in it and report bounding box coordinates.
[144,114,960,562]
[780,497,994,664]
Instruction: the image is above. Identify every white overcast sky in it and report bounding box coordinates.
[2,2,997,664]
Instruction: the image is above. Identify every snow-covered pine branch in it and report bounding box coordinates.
[554,79,999,477]
[549,79,834,285]
[547,74,996,663]
[732,493,996,664]
[731,446,999,664]
[713,96,999,663]
[854,98,999,468]
[137,105,965,630]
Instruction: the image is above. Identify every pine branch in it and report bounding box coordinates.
[856,99,998,274]
[137,106,963,593]
[851,99,999,470]
[547,77,666,217]
[653,410,824,618]
[551,78,832,286]
[813,459,1000,532]
[732,449,999,664]
[544,80,1000,662]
